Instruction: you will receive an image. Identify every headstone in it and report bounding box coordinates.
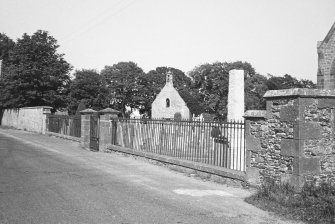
[174,112,182,121]
[227,69,244,121]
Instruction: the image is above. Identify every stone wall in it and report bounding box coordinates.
[245,104,295,185]
[1,106,52,133]
[303,98,335,183]
[245,89,335,187]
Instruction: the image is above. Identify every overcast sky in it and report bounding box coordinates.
[1,0,335,82]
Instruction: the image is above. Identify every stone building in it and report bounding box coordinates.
[151,71,191,120]
[317,22,335,89]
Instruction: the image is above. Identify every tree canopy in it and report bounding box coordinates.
[189,62,229,119]
[266,74,316,90]
[68,69,109,114]
[101,61,145,115]
[0,30,317,118]
[188,61,261,120]
[0,33,15,68]
[0,30,72,109]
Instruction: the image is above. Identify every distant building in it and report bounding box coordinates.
[151,71,191,120]
[317,22,335,89]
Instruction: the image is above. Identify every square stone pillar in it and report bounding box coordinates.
[98,108,120,152]
[42,106,52,134]
[244,110,267,186]
[80,109,97,149]
[263,89,335,187]
[245,88,335,188]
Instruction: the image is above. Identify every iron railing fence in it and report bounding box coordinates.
[47,115,81,138]
[110,118,245,171]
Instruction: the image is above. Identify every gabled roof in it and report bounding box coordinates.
[321,22,335,45]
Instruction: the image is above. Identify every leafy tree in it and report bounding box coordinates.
[266,74,316,90]
[189,61,265,119]
[68,69,109,114]
[0,30,72,109]
[0,33,15,69]
[189,62,229,120]
[224,61,256,77]
[75,99,87,115]
[245,73,268,110]
[0,34,15,108]
[101,62,145,115]
[178,89,204,115]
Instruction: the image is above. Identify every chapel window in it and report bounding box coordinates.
[166,98,170,108]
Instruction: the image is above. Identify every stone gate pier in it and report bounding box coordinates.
[245,88,335,188]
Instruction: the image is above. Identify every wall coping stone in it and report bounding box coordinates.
[80,108,97,114]
[107,145,246,181]
[98,108,120,115]
[244,110,267,118]
[19,106,53,109]
[264,88,335,99]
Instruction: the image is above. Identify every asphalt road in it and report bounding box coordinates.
[0,129,300,224]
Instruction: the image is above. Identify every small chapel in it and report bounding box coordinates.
[151,71,191,120]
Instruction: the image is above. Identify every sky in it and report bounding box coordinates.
[1,0,335,82]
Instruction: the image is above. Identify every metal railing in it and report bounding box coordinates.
[111,118,245,171]
[47,115,81,138]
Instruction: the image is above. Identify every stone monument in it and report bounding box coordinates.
[227,69,245,121]
[227,69,245,170]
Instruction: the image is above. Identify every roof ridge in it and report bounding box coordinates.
[321,22,335,45]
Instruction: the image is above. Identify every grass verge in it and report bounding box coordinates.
[245,178,335,224]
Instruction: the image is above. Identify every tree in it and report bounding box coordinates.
[224,61,256,77]
[189,62,229,120]
[178,89,204,116]
[266,74,316,90]
[0,30,72,109]
[244,73,268,110]
[189,61,265,119]
[68,69,109,114]
[75,99,87,116]
[0,33,15,69]
[101,62,145,115]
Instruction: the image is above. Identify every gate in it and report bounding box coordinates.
[111,119,117,145]
[90,114,99,151]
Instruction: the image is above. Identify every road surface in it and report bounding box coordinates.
[0,128,300,224]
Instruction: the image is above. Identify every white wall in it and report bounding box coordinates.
[1,106,52,133]
[151,85,190,120]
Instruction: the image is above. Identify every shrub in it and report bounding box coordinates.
[246,178,335,224]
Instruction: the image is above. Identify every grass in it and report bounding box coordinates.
[245,178,335,224]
